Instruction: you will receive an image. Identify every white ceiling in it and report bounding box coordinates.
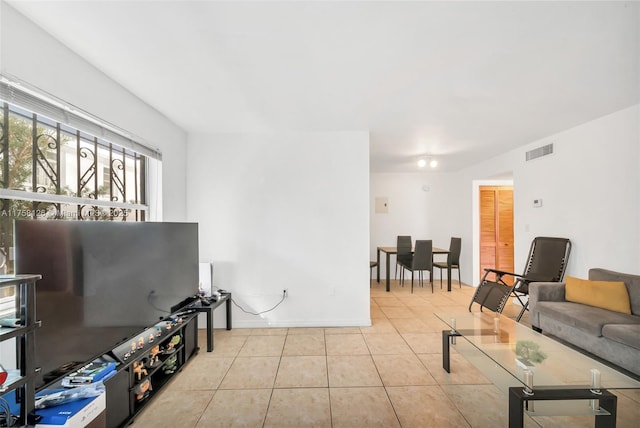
[7,1,640,172]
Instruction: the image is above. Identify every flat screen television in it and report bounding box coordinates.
[13,220,199,387]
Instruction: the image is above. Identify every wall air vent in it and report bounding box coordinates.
[526,143,553,161]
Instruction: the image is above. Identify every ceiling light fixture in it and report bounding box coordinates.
[417,157,438,169]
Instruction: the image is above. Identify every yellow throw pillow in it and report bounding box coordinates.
[565,276,631,314]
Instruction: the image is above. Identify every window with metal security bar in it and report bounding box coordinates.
[0,100,149,277]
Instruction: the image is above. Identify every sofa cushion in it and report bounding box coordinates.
[589,268,640,315]
[565,276,631,314]
[602,324,640,351]
[535,301,640,336]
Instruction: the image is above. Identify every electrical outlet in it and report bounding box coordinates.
[283,289,288,298]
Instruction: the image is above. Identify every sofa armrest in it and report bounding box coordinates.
[528,282,565,329]
[530,282,566,303]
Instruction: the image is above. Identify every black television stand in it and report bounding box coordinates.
[29,292,234,427]
[104,308,202,427]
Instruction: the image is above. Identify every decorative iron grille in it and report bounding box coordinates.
[0,100,148,274]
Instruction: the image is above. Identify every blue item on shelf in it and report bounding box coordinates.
[34,390,106,427]
[35,382,105,409]
[60,362,116,387]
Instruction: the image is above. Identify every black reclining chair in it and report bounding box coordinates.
[469,236,572,322]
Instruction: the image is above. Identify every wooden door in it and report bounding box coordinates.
[479,186,514,283]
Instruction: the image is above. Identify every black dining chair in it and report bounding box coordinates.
[395,235,412,284]
[370,261,378,287]
[434,237,462,289]
[398,240,433,293]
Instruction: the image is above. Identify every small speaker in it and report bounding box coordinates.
[199,262,213,297]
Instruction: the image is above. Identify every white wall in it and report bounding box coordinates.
[370,104,640,286]
[0,3,188,220]
[512,105,639,276]
[187,131,370,328]
[463,105,639,280]
[369,172,466,281]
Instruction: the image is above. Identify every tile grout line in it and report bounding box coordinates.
[359,323,405,427]
[325,328,334,428]
[260,329,287,428]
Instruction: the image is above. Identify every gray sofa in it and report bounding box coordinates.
[529,268,640,376]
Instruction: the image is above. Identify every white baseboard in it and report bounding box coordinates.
[199,318,372,329]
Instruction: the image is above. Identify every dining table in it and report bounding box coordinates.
[376,246,451,292]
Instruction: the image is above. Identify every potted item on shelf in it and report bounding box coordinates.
[515,340,547,370]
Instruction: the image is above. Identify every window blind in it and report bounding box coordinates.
[0,74,162,160]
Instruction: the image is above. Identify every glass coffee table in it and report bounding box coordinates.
[436,311,640,428]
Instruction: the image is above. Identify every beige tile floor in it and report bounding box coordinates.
[129,279,640,427]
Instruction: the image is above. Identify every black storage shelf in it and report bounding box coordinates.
[0,274,41,426]
[26,310,199,428]
[108,312,199,427]
[0,282,199,428]
[0,373,27,393]
[0,324,33,341]
[131,359,184,414]
[128,343,185,391]
[128,334,187,410]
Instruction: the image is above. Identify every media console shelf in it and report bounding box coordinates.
[28,303,201,428]
[28,291,233,427]
[105,311,199,427]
